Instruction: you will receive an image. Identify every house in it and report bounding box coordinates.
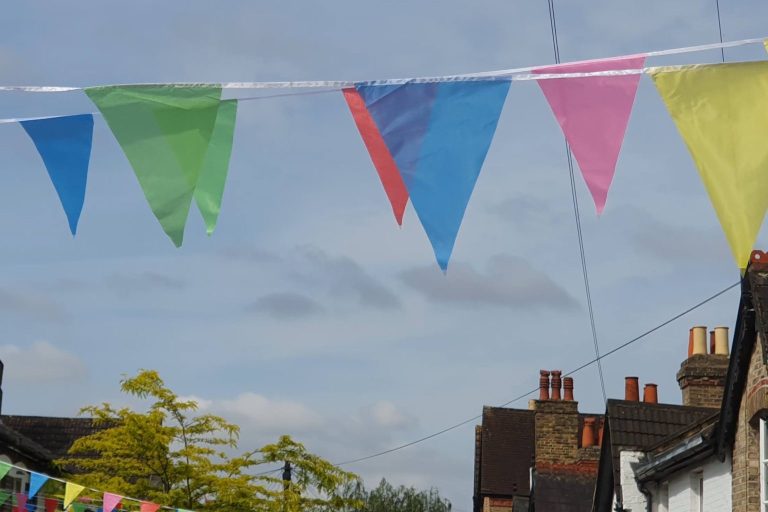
[474,370,604,512]
[592,250,768,511]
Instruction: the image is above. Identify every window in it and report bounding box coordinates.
[761,419,768,512]
[691,470,704,512]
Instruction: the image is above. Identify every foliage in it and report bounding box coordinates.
[339,479,452,512]
[59,370,357,512]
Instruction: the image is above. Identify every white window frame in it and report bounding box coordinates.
[761,418,768,512]
[691,469,704,512]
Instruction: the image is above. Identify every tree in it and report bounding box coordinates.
[341,479,452,512]
[60,370,357,512]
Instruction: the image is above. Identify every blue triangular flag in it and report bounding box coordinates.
[357,80,510,270]
[20,114,94,235]
[27,472,48,499]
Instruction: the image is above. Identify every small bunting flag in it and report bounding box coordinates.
[102,493,121,512]
[64,483,85,510]
[20,114,94,235]
[534,56,645,214]
[70,504,87,512]
[0,461,11,480]
[28,472,49,499]
[140,503,160,512]
[353,79,510,270]
[651,61,768,268]
[14,493,26,512]
[0,491,10,508]
[45,498,58,512]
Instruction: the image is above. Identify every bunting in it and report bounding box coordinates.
[15,493,26,512]
[28,472,49,499]
[64,482,85,510]
[20,114,94,235]
[354,80,510,270]
[45,498,58,512]
[85,86,237,246]
[140,503,160,512]
[0,491,10,508]
[102,493,121,512]
[534,56,645,214]
[0,461,11,480]
[650,61,768,268]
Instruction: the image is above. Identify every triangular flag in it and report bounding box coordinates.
[650,61,768,268]
[14,494,26,512]
[20,114,94,235]
[0,461,11,480]
[763,39,767,54]
[356,80,510,270]
[70,504,87,512]
[85,86,233,246]
[139,503,160,512]
[342,87,409,225]
[63,483,85,510]
[102,493,121,512]
[534,56,646,214]
[0,491,10,508]
[28,472,49,499]
[193,99,238,235]
[45,498,58,512]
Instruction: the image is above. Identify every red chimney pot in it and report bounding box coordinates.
[625,376,640,402]
[582,417,596,448]
[563,376,574,401]
[539,370,551,401]
[644,383,658,404]
[551,370,562,400]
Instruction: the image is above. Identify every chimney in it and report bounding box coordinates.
[581,417,596,448]
[551,370,562,400]
[643,383,658,404]
[532,371,580,465]
[597,418,604,446]
[563,377,574,401]
[539,370,551,400]
[625,376,639,401]
[678,326,729,408]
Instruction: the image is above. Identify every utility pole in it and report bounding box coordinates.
[282,460,292,512]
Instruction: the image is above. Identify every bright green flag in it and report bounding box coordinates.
[650,61,768,268]
[0,461,10,480]
[0,490,10,507]
[85,86,237,246]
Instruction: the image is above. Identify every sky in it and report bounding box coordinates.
[1,1,768,510]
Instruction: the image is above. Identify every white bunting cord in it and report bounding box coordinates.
[0,35,764,92]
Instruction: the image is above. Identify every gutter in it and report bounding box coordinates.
[634,433,714,484]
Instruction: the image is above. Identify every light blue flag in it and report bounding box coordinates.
[20,114,94,235]
[357,80,510,270]
[28,472,48,499]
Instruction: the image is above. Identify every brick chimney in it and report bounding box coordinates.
[531,369,580,464]
[677,325,729,408]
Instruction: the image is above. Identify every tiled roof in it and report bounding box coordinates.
[477,406,535,497]
[1,416,107,458]
[606,400,715,450]
[0,420,53,465]
[534,472,596,512]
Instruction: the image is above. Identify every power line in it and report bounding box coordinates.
[335,281,739,467]
[546,0,608,403]
[715,0,726,62]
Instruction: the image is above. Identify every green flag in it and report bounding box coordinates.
[0,490,10,507]
[85,86,237,245]
[0,461,10,481]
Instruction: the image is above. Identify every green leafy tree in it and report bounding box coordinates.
[340,479,452,512]
[253,435,361,512]
[59,370,357,512]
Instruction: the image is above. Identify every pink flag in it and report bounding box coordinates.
[102,493,122,512]
[534,56,646,214]
[140,503,160,512]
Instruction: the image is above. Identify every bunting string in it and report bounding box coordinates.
[0,461,180,512]
[0,35,766,270]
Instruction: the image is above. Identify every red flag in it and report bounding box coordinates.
[44,498,58,512]
[140,503,160,512]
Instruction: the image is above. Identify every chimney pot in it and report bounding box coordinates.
[582,417,596,448]
[597,418,604,446]
[692,326,707,355]
[625,376,640,402]
[714,326,730,356]
[563,376,574,401]
[688,328,694,357]
[643,383,658,404]
[551,370,562,400]
[539,370,551,400]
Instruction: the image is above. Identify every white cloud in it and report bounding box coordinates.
[0,341,87,384]
[369,401,414,429]
[217,392,324,433]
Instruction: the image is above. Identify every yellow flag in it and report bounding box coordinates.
[764,39,768,54]
[650,61,768,268]
[64,482,85,510]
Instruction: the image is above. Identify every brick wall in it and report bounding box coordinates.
[533,399,580,465]
[676,354,729,408]
[732,336,768,512]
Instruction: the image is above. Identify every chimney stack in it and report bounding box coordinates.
[581,417,596,448]
[563,377,574,401]
[678,325,729,408]
[643,383,658,404]
[551,371,562,400]
[598,418,604,446]
[539,370,551,400]
[625,376,640,401]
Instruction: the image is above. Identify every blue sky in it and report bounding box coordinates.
[1,1,767,509]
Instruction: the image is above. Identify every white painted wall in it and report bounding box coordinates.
[619,450,648,512]
[664,454,731,512]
